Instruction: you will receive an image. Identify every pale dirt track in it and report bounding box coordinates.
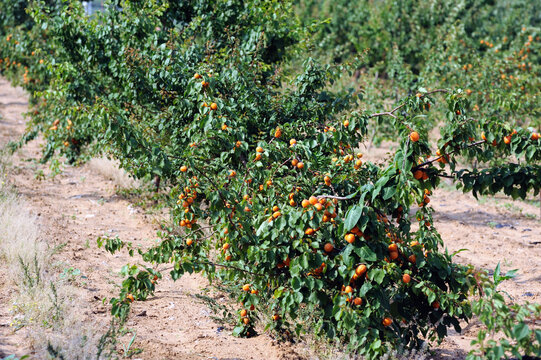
[0,77,539,359]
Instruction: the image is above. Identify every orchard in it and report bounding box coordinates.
[1,0,540,359]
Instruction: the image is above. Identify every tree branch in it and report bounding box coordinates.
[369,89,448,119]
[160,261,265,277]
[413,140,486,170]
[318,194,355,201]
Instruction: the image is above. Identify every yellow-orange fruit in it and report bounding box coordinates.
[324,243,334,253]
[345,233,355,244]
[355,264,367,276]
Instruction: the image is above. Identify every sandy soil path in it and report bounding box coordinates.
[430,186,540,359]
[0,77,539,359]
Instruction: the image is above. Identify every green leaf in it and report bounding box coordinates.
[326,325,336,339]
[372,175,390,200]
[369,268,385,284]
[535,329,541,344]
[344,204,363,232]
[256,221,268,237]
[291,276,301,290]
[232,326,244,337]
[342,245,353,266]
[451,248,469,257]
[383,186,397,200]
[513,322,530,341]
[490,345,504,359]
[371,339,381,350]
[359,282,372,297]
[493,262,501,282]
[355,246,377,262]
[427,291,436,304]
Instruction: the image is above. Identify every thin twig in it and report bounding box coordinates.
[369,89,449,119]
[370,111,398,119]
[194,229,220,241]
[160,261,264,277]
[437,173,456,179]
[270,156,293,178]
[413,140,486,170]
[318,194,355,201]
[203,261,265,276]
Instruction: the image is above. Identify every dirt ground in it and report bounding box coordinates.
[0,77,539,359]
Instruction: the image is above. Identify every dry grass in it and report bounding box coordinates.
[87,157,139,189]
[0,154,111,359]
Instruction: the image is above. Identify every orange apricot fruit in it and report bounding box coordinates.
[324,243,334,253]
[410,131,420,142]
